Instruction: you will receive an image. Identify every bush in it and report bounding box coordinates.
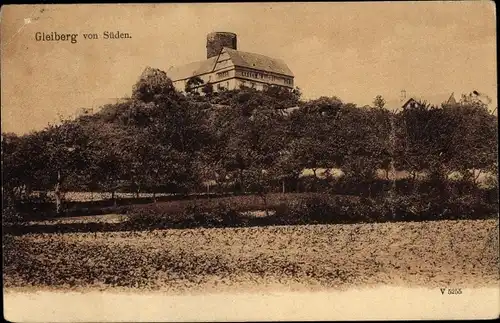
[271,192,497,226]
[214,202,241,226]
[126,205,176,229]
[118,190,499,231]
[271,194,366,224]
[2,205,25,224]
[443,194,497,220]
[127,201,244,229]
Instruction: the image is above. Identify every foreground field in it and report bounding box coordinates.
[4,219,499,293]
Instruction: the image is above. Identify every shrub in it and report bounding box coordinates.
[184,202,242,227]
[214,202,241,225]
[272,192,497,226]
[126,205,175,229]
[12,193,55,220]
[126,200,245,229]
[2,205,25,224]
[273,202,290,218]
[119,190,499,231]
[271,194,366,225]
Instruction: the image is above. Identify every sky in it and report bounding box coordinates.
[1,2,497,134]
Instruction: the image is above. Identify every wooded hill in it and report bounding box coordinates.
[2,67,498,220]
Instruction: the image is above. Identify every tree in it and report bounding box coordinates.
[443,101,498,185]
[202,82,214,97]
[81,121,131,206]
[206,89,289,197]
[392,98,495,196]
[2,133,29,204]
[373,95,386,109]
[32,119,94,214]
[132,67,178,103]
[185,76,204,95]
[285,99,349,191]
[129,72,212,196]
[338,107,391,196]
[262,84,301,109]
[394,100,434,182]
[302,96,343,115]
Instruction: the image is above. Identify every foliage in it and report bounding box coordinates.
[373,95,386,109]
[202,82,214,96]
[117,190,498,231]
[185,76,204,94]
[2,65,497,222]
[132,67,178,103]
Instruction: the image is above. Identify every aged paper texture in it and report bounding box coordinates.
[2,2,499,322]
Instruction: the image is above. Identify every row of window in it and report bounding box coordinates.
[241,71,262,79]
[240,71,292,85]
[217,71,229,78]
[203,70,293,86]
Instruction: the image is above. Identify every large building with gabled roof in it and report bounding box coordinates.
[166,32,294,94]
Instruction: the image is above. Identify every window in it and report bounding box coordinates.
[242,70,266,79]
[217,71,229,78]
[285,78,293,85]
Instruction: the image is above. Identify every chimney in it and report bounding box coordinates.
[206,32,237,59]
[400,89,407,104]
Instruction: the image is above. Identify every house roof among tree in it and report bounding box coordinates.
[446,92,457,105]
[386,92,457,111]
[402,93,457,108]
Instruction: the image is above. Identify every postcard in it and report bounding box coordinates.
[2,2,499,322]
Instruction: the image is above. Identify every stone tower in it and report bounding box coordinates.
[206,32,237,59]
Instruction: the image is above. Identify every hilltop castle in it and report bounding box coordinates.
[167,32,294,94]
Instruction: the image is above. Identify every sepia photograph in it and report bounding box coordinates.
[1,2,499,321]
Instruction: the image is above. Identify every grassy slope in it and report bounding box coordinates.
[3,219,499,293]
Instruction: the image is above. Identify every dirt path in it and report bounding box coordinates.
[27,213,128,225]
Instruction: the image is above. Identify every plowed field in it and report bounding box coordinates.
[4,219,499,293]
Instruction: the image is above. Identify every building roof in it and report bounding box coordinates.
[401,93,457,109]
[166,47,294,81]
[446,92,457,105]
[224,48,294,77]
[385,92,458,111]
[166,56,218,82]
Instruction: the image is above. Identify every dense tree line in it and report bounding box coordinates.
[2,67,498,217]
